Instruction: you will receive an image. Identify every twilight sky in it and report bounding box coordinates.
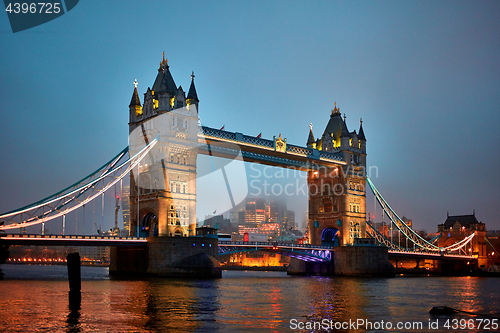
[1,1,499,233]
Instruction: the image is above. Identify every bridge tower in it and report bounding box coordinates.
[128,54,199,238]
[306,103,367,246]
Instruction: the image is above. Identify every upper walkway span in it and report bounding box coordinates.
[198,126,346,170]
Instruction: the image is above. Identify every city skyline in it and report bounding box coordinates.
[1,1,499,234]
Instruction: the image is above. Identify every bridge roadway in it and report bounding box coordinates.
[0,234,148,247]
[1,234,474,262]
[0,234,333,262]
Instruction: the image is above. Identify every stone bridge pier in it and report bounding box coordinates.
[287,246,395,277]
[110,231,221,278]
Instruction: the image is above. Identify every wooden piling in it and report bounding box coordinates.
[67,252,81,306]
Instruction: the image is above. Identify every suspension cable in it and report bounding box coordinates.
[0,135,158,230]
[367,177,475,253]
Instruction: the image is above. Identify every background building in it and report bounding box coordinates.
[122,185,130,234]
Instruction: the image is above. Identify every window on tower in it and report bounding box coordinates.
[350,221,360,240]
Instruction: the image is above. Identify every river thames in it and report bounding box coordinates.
[0,264,499,332]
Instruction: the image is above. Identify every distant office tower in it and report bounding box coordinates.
[283,209,295,232]
[269,200,286,229]
[245,198,265,226]
[122,185,130,233]
[238,211,246,225]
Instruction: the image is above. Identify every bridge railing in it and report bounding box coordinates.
[388,249,475,259]
[241,134,274,148]
[1,234,147,241]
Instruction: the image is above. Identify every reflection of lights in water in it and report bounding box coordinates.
[1,269,500,331]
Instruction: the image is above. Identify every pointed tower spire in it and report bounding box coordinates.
[358,118,366,141]
[153,53,176,98]
[187,71,199,111]
[129,79,142,117]
[340,113,350,138]
[129,79,141,107]
[307,122,315,148]
[331,101,340,115]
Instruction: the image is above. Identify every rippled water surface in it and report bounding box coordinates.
[0,264,499,332]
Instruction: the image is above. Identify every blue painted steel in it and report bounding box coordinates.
[218,241,333,262]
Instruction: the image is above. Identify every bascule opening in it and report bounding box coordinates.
[321,227,339,246]
[139,212,158,237]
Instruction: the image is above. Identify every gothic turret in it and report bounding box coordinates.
[358,118,367,166]
[129,54,199,124]
[306,123,316,149]
[186,71,199,112]
[174,85,186,109]
[129,80,142,121]
[142,87,154,117]
[153,53,177,112]
[320,102,349,151]
[340,113,351,152]
[358,119,366,142]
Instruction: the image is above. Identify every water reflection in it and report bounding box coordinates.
[106,279,222,332]
[1,265,500,332]
[67,291,81,333]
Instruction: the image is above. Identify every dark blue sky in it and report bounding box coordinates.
[1,1,499,232]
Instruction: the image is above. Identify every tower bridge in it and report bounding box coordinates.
[0,55,476,277]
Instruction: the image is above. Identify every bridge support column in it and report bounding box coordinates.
[110,236,221,278]
[437,258,476,276]
[0,241,9,280]
[109,246,148,275]
[147,236,221,278]
[287,246,394,277]
[333,246,394,277]
[67,252,81,308]
[287,258,334,276]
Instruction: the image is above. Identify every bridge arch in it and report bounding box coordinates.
[321,227,339,246]
[139,210,158,237]
[173,227,185,237]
